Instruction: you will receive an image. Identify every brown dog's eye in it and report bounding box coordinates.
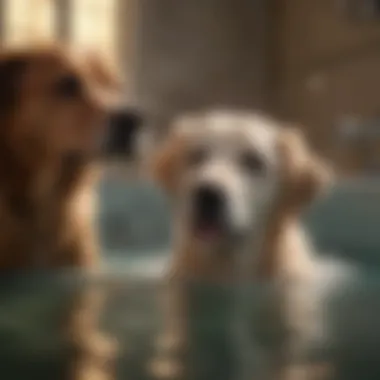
[240,151,266,174]
[186,147,208,167]
[53,75,82,99]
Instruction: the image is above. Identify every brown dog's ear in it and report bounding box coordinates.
[150,132,187,193]
[83,51,122,91]
[277,127,333,212]
[0,53,28,115]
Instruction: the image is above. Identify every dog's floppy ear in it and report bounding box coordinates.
[0,52,28,115]
[150,131,187,193]
[277,127,333,212]
[83,51,122,91]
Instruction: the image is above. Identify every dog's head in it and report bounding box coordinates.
[0,45,142,162]
[152,110,332,251]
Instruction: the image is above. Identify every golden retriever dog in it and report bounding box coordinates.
[149,110,337,380]
[0,44,119,269]
[0,44,140,380]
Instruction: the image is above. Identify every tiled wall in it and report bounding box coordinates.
[134,0,270,133]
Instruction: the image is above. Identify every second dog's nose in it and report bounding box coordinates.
[192,184,225,223]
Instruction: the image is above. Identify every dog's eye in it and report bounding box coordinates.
[186,147,208,167]
[240,151,266,174]
[53,75,82,99]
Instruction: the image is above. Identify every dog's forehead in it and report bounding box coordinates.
[179,111,279,158]
[15,47,98,75]
[9,48,79,81]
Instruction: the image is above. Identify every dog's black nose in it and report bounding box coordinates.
[192,184,226,223]
[103,108,143,159]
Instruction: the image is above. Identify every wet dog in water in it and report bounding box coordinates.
[149,110,339,380]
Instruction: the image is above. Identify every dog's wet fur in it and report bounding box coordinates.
[149,110,351,380]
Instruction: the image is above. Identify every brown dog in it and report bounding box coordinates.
[0,44,122,269]
[150,110,334,380]
[0,45,130,380]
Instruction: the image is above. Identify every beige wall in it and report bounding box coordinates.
[133,0,270,135]
[2,0,379,172]
[274,0,380,172]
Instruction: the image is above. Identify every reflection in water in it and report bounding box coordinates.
[148,270,380,380]
[149,279,239,380]
[3,271,380,380]
[65,280,118,380]
[0,273,119,380]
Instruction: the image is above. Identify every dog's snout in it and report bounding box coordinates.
[103,108,143,159]
[192,184,225,222]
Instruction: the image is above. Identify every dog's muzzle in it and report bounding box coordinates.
[190,183,251,246]
[190,184,229,237]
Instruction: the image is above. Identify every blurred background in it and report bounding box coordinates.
[3,1,380,380]
[5,0,380,173]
